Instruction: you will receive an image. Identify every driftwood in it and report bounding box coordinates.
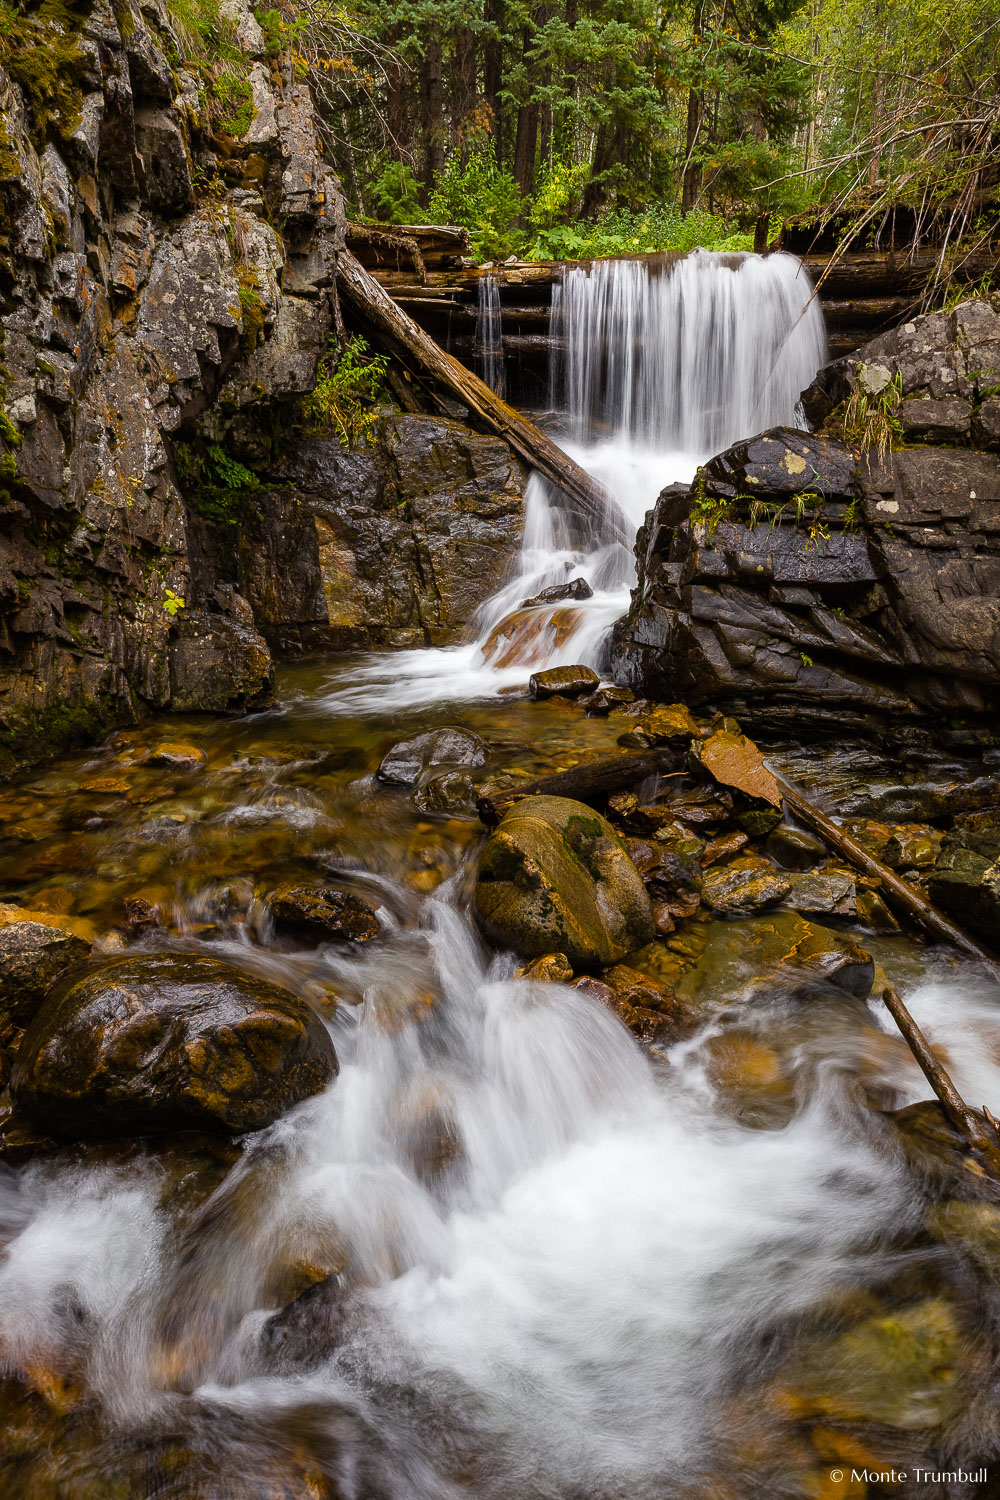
[882,985,1000,1177]
[336,248,628,545]
[770,770,1000,982]
[477,747,685,827]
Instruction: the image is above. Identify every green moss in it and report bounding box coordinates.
[238,282,265,351]
[173,436,263,525]
[212,67,253,137]
[0,0,88,138]
[0,695,122,780]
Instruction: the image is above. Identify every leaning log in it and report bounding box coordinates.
[336,248,628,545]
[882,985,1000,1178]
[477,747,685,827]
[771,770,1000,981]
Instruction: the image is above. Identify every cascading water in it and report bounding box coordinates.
[327,249,827,713]
[475,273,505,398]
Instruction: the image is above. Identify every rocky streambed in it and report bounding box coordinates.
[0,658,999,1497]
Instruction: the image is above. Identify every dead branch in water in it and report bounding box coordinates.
[882,985,1000,1178]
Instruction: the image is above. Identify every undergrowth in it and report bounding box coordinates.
[300,335,389,446]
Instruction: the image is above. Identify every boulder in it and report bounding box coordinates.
[693,728,781,807]
[269,884,380,943]
[700,854,791,914]
[611,302,1000,729]
[11,954,337,1137]
[765,825,827,870]
[528,665,599,699]
[413,770,480,817]
[585,685,635,715]
[473,795,654,969]
[521,577,593,608]
[377,727,487,786]
[927,834,1000,945]
[0,921,91,1053]
[783,867,861,918]
[169,612,274,714]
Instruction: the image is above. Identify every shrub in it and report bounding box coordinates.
[300,335,389,446]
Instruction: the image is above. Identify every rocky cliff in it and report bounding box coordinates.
[611,298,1000,735]
[0,0,525,771]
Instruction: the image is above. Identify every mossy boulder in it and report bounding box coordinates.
[269,884,380,944]
[10,954,336,1137]
[473,794,654,969]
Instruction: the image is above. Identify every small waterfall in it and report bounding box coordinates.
[322,249,828,710]
[551,250,827,455]
[476,273,505,398]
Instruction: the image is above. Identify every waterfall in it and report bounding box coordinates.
[551,250,827,456]
[322,249,828,711]
[476,273,506,398]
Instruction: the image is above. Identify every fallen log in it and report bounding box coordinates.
[770,769,1000,981]
[336,248,628,545]
[882,985,1000,1178]
[477,747,685,827]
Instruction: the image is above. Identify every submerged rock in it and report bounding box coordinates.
[528,665,599,699]
[377,727,487,786]
[765,825,827,870]
[473,794,654,968]
[675,910,875,1007]
[11,953,337,1137]
[269,884,380,943]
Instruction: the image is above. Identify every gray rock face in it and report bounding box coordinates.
[612,301,1000,729]
[0,3,343,770]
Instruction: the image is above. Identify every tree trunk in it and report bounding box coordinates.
[454,24,478,156]
[335,249,625,542]
[483,0,504,158]
[421,34,445,198]
[514,90,539,197]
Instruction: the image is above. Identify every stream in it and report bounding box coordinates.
[1,253,999,1499]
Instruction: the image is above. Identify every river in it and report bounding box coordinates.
[0,252,998,1498]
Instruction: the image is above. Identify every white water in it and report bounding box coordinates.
[475,273,506,399]
[5,882,998,1494]
[322,249,826,715]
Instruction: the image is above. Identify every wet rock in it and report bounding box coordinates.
[377,727,487,786]
[927,820,1000,944]
[700,428,860,504]
[766,825,827,870]
[413,770,480,817]
[473,795,654,969]
[518,953,573,983]
[661,786,733,827]
[145,742,208,768]
[615,702,699,749]
[898,397,972,443]
[169,614,274,714]
[701,854,791,914]
[11,954,337,1137]
[571,975,674,1044]
[882,824,942,869]
[737,806,784,837]
[528,664,600,699]
[855,888,900,932]
[889,1099,991,1197]
[269,884,380,943]
[784,867,861,918]
[123,897,160,934]
[927,1199,1000,1283]
[585,685,635,715]
[675,911,875,1007]
[0,922,91,1054]
[521,577,593,608]
[783,1298,962,1430]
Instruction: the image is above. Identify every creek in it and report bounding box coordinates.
[0,253,998,1499]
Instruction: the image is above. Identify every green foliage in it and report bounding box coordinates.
[830,368,904,457]
[0,0,88,137]
[301,335,389,447]
[212,67,254,136]
[238,282,266,349]
[527,205,752,261]
[369,161,423,223]
[162,588,186,617]
[427,138,525,261]
[174,439,261,525]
